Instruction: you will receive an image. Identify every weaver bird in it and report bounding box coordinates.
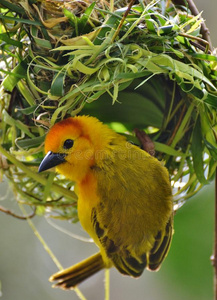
[38,116,173,289]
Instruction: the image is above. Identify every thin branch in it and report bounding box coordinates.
[171,0,213,51]
[179,32,211,53]
[185,0,212,50]
[111,0,136,42]
[189,40,210,54]
[134,128,155,156]
[0,205,36,220]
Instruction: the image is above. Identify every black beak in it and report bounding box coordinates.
[38,151,66,173]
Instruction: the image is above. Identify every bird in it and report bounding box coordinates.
[38,115,173,289]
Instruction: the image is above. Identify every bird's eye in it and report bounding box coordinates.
[63,139,74,149]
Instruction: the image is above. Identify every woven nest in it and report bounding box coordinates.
[0,0,217,221]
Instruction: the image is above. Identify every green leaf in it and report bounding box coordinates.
[204,139,217,161]
[191,53,217,62]
[2,61,27,92]
[0,15,41,26]
[63,8,79,36]
[174,60,216,90]
[204,93,217,108]
[144,13,156,32]
[0,33,23,48]
[158,25,174,35]
[16,105,38,115]
[16,135,45,149]
[154,142,185,156]
[50,71,66,97]
[73,58,99,74]
[93,9,122,45]
[30,26,52,49]
[2,109,35,138]
[116,70,152,80]
[17,81,36,106]
[79,2,95,33]
[0,0,24,14]
[191,118,208,184]
[81,85,164,129]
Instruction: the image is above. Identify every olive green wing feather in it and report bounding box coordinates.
[91,206,148,277]
[148,215,173,271]
[92,142,173,276]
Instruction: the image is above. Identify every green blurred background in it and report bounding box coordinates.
[0,1,216,299]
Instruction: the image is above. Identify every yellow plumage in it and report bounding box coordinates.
[38,115,173,289]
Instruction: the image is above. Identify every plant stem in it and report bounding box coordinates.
[74,287,87,300]
[105,269,110,300]
[19,204,87,300]
[19,204,64,270]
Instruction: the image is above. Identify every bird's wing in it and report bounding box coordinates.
[148,214,173,271]
[91,143,173,276]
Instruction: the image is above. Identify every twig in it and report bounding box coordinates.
[0,205,36,220]
[111,0,136,42]
[171,0,213,51]
[185,0,212,50]
[179,32,211,53]
[134,128,155,156]
[189,40,210,54]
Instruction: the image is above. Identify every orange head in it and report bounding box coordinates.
[38,116,116,182]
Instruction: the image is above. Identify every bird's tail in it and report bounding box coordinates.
[49,252,105,289]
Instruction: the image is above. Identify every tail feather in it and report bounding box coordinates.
[50,252,105,289]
